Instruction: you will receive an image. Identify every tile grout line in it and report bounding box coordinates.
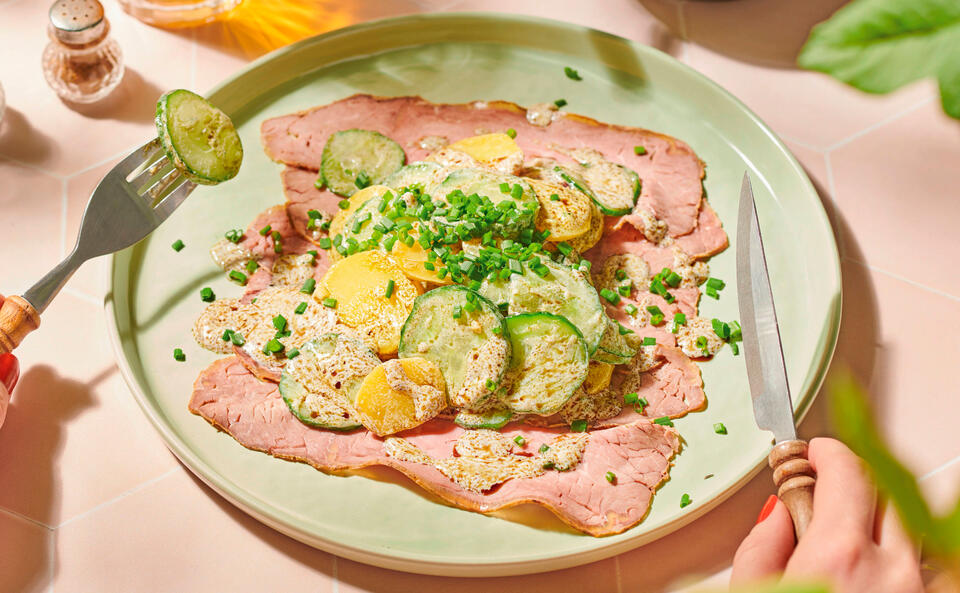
[60,178,68,259]
[842,257,960,303]
[919,453,960,482]
[48,528,56,593]
[614,554,623,593]
[0,505,54,531]
[331,556,339,593]
[824,96,935,152]
[62,286,104,307]
[56,468,177,529]
[63,146,137,181]
[778,133,825,154]
[675,1,688,41]
[0,154,65,180]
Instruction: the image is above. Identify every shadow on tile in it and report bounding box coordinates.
[0,509,49,593]
[0,108,56,166]
[62,68,164,124]
[638,0,848,68]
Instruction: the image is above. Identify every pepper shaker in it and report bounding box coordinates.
[42,0,124,104]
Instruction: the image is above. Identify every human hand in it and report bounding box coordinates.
[731,437,924,593]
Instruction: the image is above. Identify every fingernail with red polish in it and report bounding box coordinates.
[0,354,20,394]
[756,494,778,524]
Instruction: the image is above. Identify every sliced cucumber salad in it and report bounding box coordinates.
[398,286,510,409]
[155,89,243,185]
[321,129,406,197]
[501,313,588,415]
[454,407,514,430]
[593,317,638,365]
[436,168,539,239]
[279,334,380,430]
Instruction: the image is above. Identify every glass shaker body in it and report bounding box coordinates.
[42,0,124,104]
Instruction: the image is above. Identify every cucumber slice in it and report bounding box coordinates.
[155,89,242,185]
[279,333,380,430]
[398,286,511,408]
[321,129,406,197]
[436,168,539,239]
[593,317,637,365]
[502,313,589,415]
[384,161,444,194]
[578,161,640,216]
[506,258,606,354]
[454,407,514,430]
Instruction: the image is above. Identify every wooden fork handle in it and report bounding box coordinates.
[0,296,40,354]
[769,439,816,539]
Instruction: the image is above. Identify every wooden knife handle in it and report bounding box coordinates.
[769,439,816,539]
[0,296,40,354]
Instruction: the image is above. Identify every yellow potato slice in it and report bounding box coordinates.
[328,184,392,261]
[566,200,604,253]
[527,179,593,241]
[315,250,422,355]
[583,361,613,394]
[390,228,454,286]
[448,133,523,174]
[354,358,447,436]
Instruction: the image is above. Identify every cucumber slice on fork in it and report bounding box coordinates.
[155,89,243,185]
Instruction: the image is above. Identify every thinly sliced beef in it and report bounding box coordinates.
[261,94,705,238]
[190,357,680,536]
[281,166,343,245]
[673,202,728,258]
[602,345,706,425]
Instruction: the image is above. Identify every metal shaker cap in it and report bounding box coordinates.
[49,0,108,46]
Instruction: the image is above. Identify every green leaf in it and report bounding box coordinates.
[798,0,960,120]
[726,581,832,593]
[828,370,940,551]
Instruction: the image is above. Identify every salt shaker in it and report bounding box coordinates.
[42,0,124,104]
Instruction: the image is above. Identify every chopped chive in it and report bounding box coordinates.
[624,392,639,405]
[322,297,337,308]
[618,284,632,297]
[642,337,657,346]
[245,260,259,274]
[706,286,719,299]
[200,287,215,302]
[221,329,233,342]
[730,342,740,355]
[605,471,617,484]
[294,301,308,315]
[654,416,674,427]
[228,270,247,285]
[263,338,284,354]
[285,349,300,359]
[511,184,523,200]
[318,237,332,249]
[384,279,395,299]
[650,314,664,326]
[554,98,567,108]
[485,378,496,391]
[714,422,728,435]
[550,193,561,202]
[499,182,510,193]
[600,288,620,304]
[491,325,503,335]
[300,278,316,294]
[729,320,742,341]
[505,128,517,139]
[712,318,731,339]
[423,261,436,271]
[624,304,638,316]
[680,493,692,508]
[307,209,321,220]
[513,435,526,446]
[355,171,371,189]
[637,397,648,410]
[617,323,634,335]
[564,66,582,80]
[542,461,556,470]
[665,271,682,287]
[171,239,185,252]
[338,199,351,210]
[258,225,271,236]
[272,314,287,332]
[674,312,687,325]
[273,239,283,254]
[570,419,588,432]
[539,444,550,453]
[615,269,627,281]
[224,229,243,244]
[173,348,185,361]
[633,145,647,155]
[314,178,323,189]
[452,305,462,319]
[230,332,245,346]
[706,277,726,290]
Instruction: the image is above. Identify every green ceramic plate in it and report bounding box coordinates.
[105,13,840,576]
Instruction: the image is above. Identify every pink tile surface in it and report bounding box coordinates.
[0,0,957,591]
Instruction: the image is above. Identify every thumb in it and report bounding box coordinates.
[730,496,796,587]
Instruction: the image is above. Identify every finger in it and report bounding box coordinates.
[807,437,877,535]
[731,497,796,586]
[0,353,18,394]
[875,499,920,559]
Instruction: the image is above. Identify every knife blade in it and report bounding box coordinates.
[737,172,816,538]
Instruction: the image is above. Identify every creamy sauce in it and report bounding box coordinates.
[675,316,724,358]
[210,238,257,273]
[417,135,449,152]
[526,102,557,127]
[271,254,315,289]
[382,359,446,421]
[450,337,510,408]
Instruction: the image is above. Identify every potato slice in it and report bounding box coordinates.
[448,133,523,174]
[582,361,613,394]
[315,250,421,355]
[328,184,392,261]
[354,358,447,436]
[566,200,604,253]
[527,179,592,241]
[391,228,454,286]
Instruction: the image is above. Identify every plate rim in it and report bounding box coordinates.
[103,11,842,577]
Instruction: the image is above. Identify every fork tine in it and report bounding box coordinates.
[153,178,197,219]
[127,149,171,189]
[114,138,164,177]
[141,167,182,203]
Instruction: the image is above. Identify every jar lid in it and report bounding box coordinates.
[48,0,107,46]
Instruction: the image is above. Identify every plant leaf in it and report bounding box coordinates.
[798,0,960,119]
[827,370,941,551]
[726,581,832,593]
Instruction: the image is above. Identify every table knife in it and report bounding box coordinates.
[737,172,817,538]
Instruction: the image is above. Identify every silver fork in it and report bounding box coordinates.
[0,138,196,353]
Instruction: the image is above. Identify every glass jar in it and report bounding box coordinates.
[42,0,124,104]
